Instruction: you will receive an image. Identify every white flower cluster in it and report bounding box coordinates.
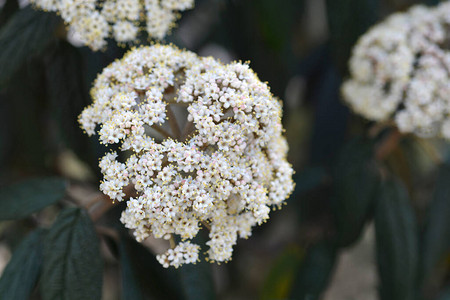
[79,44,295,267]
[30,0,194,50]
[342,2,450,138]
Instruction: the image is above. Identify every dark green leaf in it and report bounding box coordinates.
[426,0,442,5]
[261,246,304,300]
[0,6,60,85]
[326,0,379,74]
[253,0,304,51]
[289,240,338,300]
[44,41,95,165]
[0,92,12,169]
[375,178,418,300]
[41,207,102,300]
[119,235,182,300]
[309,65,349,165]
[0,0,19,27]
[177,260,216,300]
[172,233,215,300]
[119,238,145,300]
[291,166,327,199]
[0,229,45,300]
[437,287,450,300]
[3,53,49,170]
[421,164,450,284]
[333,138,380,247]
[0,177,67,220]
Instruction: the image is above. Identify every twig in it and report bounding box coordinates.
[88,184,136,222]
[169,234,176,249]
[181,121,195,141]
[375,129,403,161]
[415,137,443,165]
[96,225,119,242]
[90,197,116,222]
[368,120,396,138]
[86,194,105,210]
[151,124,173,139]
[166,105,182,139]
[201,220,211,231]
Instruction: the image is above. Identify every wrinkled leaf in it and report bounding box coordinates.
[41,208,102,300]
[421,164,450,284]
[261,246,304,300]
[289,240,338,300]
[0,0,19,27]
[119,235,182,300]
[0,229,45,300]
[375,178,418,300]
[0,6,60,85]
[0,177,66,220]
[333,138,379,247]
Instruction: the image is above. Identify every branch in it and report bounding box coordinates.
[151,124,173,139]
[375,129,403,161]
[166,105,182,139]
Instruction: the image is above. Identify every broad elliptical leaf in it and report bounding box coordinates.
[0,177,66,220]
[41,208,102,300]
[0,229,45,300]
[0,6,61,85]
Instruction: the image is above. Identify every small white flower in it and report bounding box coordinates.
[30,0,194,50]
[79,44,295,267]
[342,2,450,139]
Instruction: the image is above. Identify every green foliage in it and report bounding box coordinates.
[177,250,216,300]
[119,235,182,300]
[0,6,61,85]
[326,0,379,74]
[5,63,49,170]
[41,208,102,300]
[291,167,327,200]
[44,41,96,165]
[0,0,19,27]
[289,240,338,300]
[0,177,66,220]
[374,178,418,300]
[0,229,45,300]
[437,287,450,300]
[333,138,380,247]
[120,238,145,300]
[253,0,303,51]
[421,164,450,285]
[261,246,304,300]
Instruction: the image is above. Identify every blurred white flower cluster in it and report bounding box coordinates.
[30,0,194,50]
[342,2,450,138]
[79,44,294,267]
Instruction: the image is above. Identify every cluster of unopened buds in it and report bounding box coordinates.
[342,2,450,139]
[79,44,295,267]
[30,0,194,50]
